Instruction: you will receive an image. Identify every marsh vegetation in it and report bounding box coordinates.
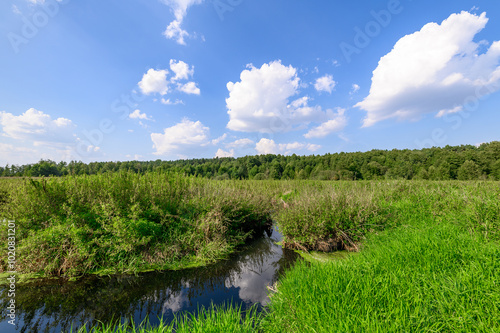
[0,175,499,332]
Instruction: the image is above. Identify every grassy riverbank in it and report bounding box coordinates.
[2,177,500,331]
[0,173,275,279]
[263,200,500,331]
[262,181,500,332]
[79,210,500,332]
[73,206,500,332]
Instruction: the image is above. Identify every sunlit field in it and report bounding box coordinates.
[1,176,499,331]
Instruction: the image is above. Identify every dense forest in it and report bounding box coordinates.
[2,141,500,180]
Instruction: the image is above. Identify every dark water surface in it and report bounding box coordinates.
[0,227,299,333]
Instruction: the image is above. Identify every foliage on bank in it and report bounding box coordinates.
[0,173,274,277]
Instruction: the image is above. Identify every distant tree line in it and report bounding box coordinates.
[2,142,500,181]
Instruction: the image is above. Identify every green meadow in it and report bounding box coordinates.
[1,176,499,331]
[261,181,500,332]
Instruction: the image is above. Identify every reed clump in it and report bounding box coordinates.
[0,172,274,277]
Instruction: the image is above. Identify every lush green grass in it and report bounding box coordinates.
[262,221,500,332]
[262,181,500,332]
[74,304,260,333]
[277,181,500,250]
[276,181,395,251]
[2,177,500,331]
[74,206,500,332]
[0,173,275,278]
[0,177,19,208]
[78,180,499,333]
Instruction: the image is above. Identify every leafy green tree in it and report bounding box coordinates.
[415,168,429,180]
[2,141,500,180]
[270,161,284,180]
[434,162,452,180]
[249,166,259,179]
[457,160,481,180]
[491,160,500,180]
[367,161,385,178]
[282,165,295,179]
[253,173,267,180]
[297,169,308,179]
[304,165,313,178]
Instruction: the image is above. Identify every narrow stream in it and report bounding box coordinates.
[0,226,299,333]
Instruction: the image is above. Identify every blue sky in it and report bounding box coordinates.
[1,0,500,165]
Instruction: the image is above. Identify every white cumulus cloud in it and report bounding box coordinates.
[305,143,321,152]
[138,69,169,95]
[255,138,278,155]
[211,133,227,145]
[314,74,336,93]
[177,82,200,95]
[0,108,88,164]
[226,61,342,134]
[164,20,189,45]
[162,0,203,21]
[255,138,321,155]
[138,62,200,99]
[161,0,203,45]
[278,142,321,154]
[0,108,75,146]
[356,11,500,127]
[226,61,299,133]
[226,138,254,149]
[350,84,360,95]
[215,148,234,158]
[161,98,184,105]
[170,59,194,81]
[151,118,209,156]
[304,108,347,138]
[129,109,152,121]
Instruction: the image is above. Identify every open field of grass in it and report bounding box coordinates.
[1,175,499,331]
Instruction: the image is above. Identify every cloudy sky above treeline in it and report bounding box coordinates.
[1,0,500,165]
